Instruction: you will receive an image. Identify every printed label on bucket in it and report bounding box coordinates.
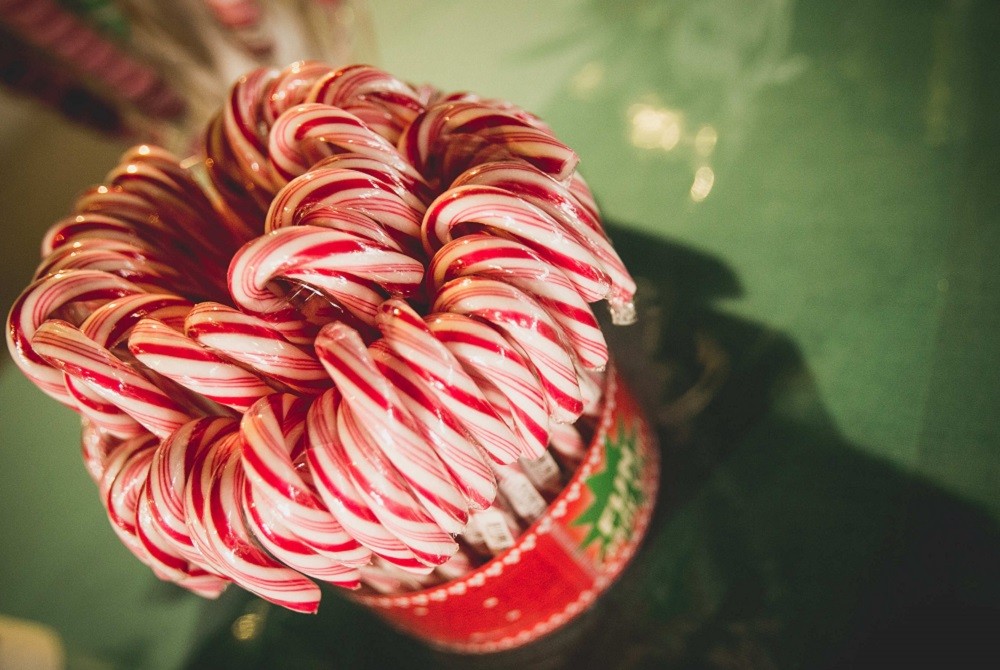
[354,368,660,653]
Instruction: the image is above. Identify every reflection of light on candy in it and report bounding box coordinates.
[4,61,642,611]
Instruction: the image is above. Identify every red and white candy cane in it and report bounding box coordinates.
[315,322,470,536]
[227,225,424,340]
[145,418,237,591]
[239,393,371,566]
[32,239,191,298]
[452,161,636,323]
[31,319,193,439]
[422,184,611,304]
[268,103,411,185]
[184,302,330,396]
[305,389,431,574]
[63,293,192,440]
[242,481,361,589]
[309,64,426,145]
[433,277,585,425]
[375,299,523,465]
[429,233,609,371]
[128,318,276,413]
[265,164,425,258]
[369,338,498,511]
[214,66,281,197]
[399,99,579,188]
[184,424,322,613]
[261,60,334,126]
[334,398,459,566]
[6,269,144,406]
[425,311,550,460]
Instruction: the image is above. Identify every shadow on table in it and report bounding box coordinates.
[181,225,1000,670]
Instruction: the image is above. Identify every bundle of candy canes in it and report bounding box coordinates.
[6,62,637,613]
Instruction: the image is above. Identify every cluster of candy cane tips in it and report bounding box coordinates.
[5,62,637,613]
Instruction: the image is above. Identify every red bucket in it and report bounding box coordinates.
[351,365,660,653]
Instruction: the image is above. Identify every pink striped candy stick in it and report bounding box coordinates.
[184,302,329,396]
[422,184,611,304]
[31,320,193,439]
[240,393,371,565]
[424,312,550,460]
[429,233,609,370]
[268,103,412,185]
[202,0,272,56]
[105,157,237,274]
[128,318,275,412]
[218,66,282,195]
[0,0,185,118]
[375,299,523,465]
[315,322,470,535]
[306,389,431,574]
[184,426,322,612]
[42,214,164,258]
[369,339,498,510]
[227,225,424,339]
[308,64,426,144]
[242,481,362,590]
[433,277,585,425]
[6,269,144,406]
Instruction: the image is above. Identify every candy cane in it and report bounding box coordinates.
[145,417,237,579]
[314,322,469,536]
[184,302,329,396]
[60,294,193,439]
[399,100,579,187]
[242,481,361,589]
[6,270,144,406]
[424,311,550,460]
[31,319,193,439]
[452,161,636,323]
[184,426,322,612]
[369,338,498,510]
[433,277,584,424]
[308,64,426,144]
[128,318,276,412]
[305,389,431,573]
[0,0,184,118]
[429,233,608,371]
[227,225,423,338]
[268,103,410,184]
[261,60,334,126]
[239,393,370,565]
[265,165,425,256]
[422,184,611,303]
[375,299,523,464]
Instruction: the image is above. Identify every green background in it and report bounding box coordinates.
[1,0,997,667]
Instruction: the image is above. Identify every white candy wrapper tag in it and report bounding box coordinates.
[498,471,548,522]
[473,508,516,554]
[519,451,562,492]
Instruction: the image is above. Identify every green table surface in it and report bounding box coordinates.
[1,1,998,668]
